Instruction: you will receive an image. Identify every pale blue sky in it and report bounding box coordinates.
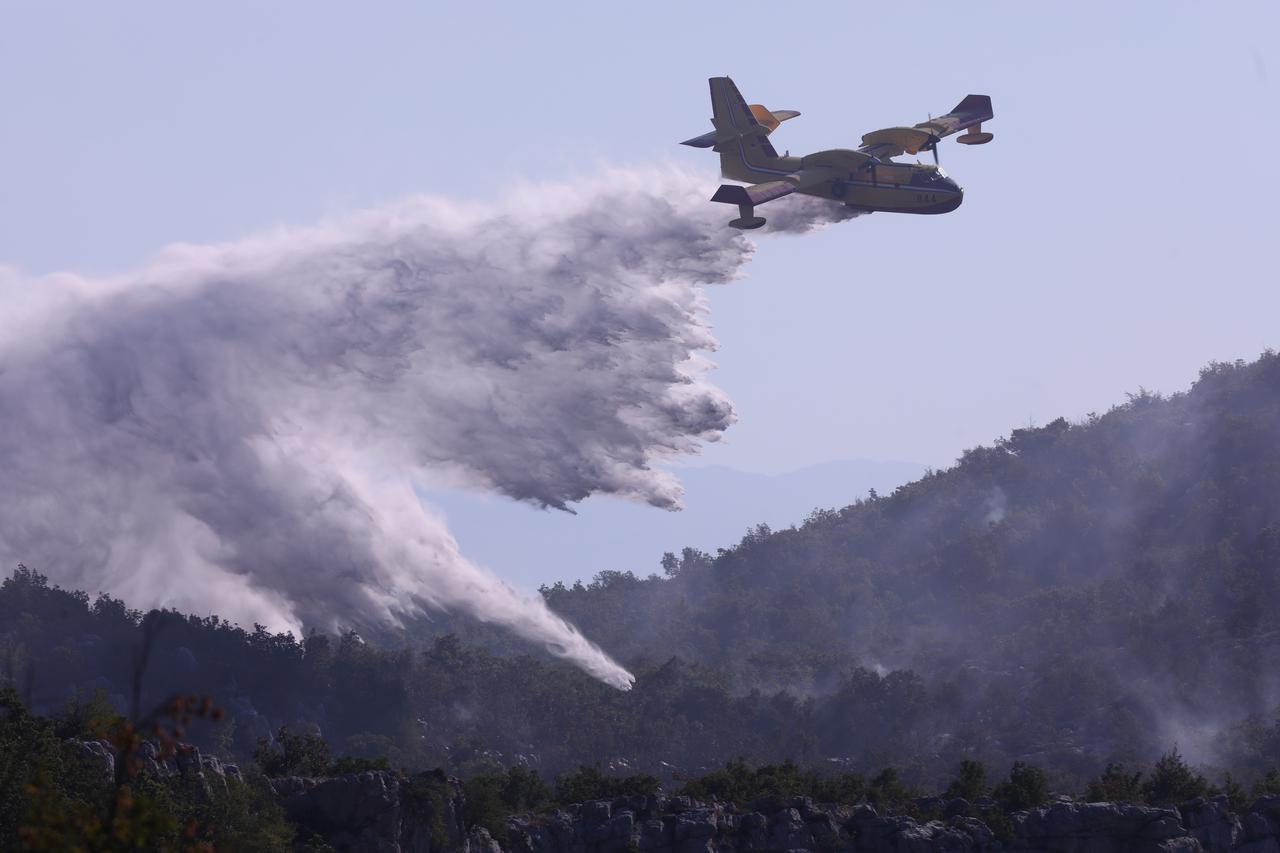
[3,0,1277,481]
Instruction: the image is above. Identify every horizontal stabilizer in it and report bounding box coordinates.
[680,131,719,148]
[748,104,801,132]
[916,94,993,138]
[711,181,795,207]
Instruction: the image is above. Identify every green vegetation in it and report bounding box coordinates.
[1256,769,1280,798]
[942,760,989,802]
[677,759,866,805]
[461,765,562,841]
[1,686,293,851]
[1086,763,1145,803]
[554,765,660,804]
[401,769,453,850]
[866,768,915,812]
[992,762,1049,811]
[253,727,332,778]
[249,726,390,778]
[1141,749,1209,806]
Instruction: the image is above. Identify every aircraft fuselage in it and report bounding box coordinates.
[722,154,963,215]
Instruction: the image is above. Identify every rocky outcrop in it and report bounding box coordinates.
[498,794,1280,853]
[273,772,408,852]
[61,738,115,784]
[257,784,1280,853]
[54,739,1280,853]
[61,736,240,788]
[269,769,505,853]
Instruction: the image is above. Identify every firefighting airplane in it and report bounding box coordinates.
[682,77,994,229]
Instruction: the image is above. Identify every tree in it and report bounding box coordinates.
[554,766,658,805]
[1254,768,1280,798]
[1215,773,1248,813]
[661,552,681,578]
[992,762,1049,811]
[867,768,912,810]
[1086,763,1144,803]
[253,727,332,778]
[461,765,552,840]
[1142,749,1208,805]
[943,759,989,801]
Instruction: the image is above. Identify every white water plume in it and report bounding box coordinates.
[0,168,857,689]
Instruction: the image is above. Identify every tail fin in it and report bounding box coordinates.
[709,77,761,135]
[947,94,993,124]
[707,76,785,173]
[709,78,779,156]
[681,80,798,150]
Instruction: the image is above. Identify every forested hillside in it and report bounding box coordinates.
[543,354,1280,773]
[3,353,1279,793]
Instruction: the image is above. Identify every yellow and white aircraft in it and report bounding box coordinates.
[682,77,994,229]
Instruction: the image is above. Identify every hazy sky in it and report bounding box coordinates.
[3,1,1277,477]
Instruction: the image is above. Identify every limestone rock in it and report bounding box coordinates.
[257,783,1280,853]
[61,737,114,785]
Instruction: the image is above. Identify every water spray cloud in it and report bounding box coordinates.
[0,168,856,689]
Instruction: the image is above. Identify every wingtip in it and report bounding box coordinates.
[710,185,750,206]
[680,132,717,148]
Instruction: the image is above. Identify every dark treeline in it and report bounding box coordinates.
[3,354,1280,796]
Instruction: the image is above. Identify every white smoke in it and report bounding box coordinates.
[982,486,1008,525]
[0,168,854,689]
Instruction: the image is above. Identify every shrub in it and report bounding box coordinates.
[1254,768,1280,798]
[943,760,989,801]
[11,690,293,851]
[1086,763,1144,802]
[677,759,865,805]
[1142,749,1208,806]
[498,765,552,813]
[554,765,659,805]
[462,764,552,840]
[992,762,1049,811]
[329,755,390,775]
[402,769,452,849]
[867,767,913,810]
[462,774,513,842]
[1214,773,1248,813]
[253,726,332,777]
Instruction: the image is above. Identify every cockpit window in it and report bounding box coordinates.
[910,167,951,187]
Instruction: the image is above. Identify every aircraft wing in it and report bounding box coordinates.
[710,167,842,210]
[859,94,993,159]
[710,180,796,207]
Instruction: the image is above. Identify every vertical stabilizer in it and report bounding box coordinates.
[706,77,788,178]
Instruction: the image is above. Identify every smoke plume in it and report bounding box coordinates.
[0,169,854,689]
